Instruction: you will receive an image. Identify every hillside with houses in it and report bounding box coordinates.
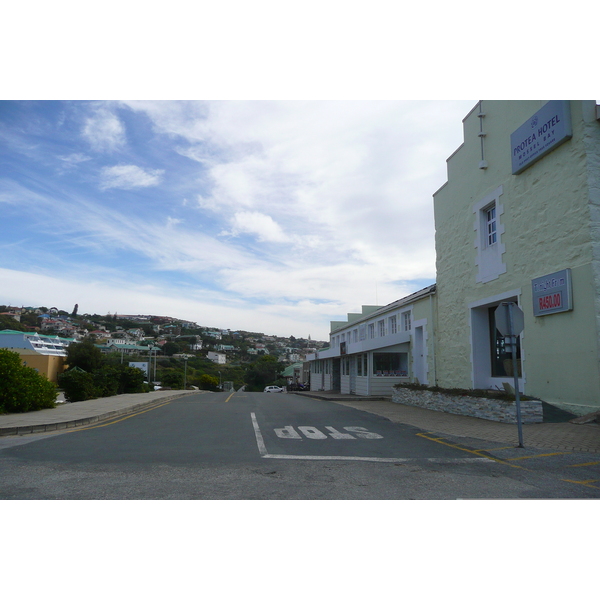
[0,304,327,390]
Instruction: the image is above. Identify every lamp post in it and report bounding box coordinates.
[218,371,222,390]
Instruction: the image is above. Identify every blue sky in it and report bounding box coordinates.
[1,100,480,339]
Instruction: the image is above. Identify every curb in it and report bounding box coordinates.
[298,392,389,402]
[0,392,194,437]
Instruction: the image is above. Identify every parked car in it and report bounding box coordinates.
[264,385,284,393]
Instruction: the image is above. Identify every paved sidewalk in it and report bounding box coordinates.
[0,390,200,436]
[298,391,600,453]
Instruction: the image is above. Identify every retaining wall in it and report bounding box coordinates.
[391,387,543,424]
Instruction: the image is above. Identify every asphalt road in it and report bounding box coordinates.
[0,391,598,499]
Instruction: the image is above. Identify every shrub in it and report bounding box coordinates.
[118,365,146,393]
[65,339,103,372]
[393,381,538,401]
[198,373,219,391]
[58,368,97,402]
[0,349,58,413]
[92,366,120,397]
[160,370,184,389]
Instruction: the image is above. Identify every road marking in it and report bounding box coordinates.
[273,424,383,440]
[298,426,328,439]
[566,461,600,467]
[257,454,487,463]
[225,392,236,403]
[561,479,600,490]
[505,452,571,461]
[251,412,268,456]
[250,413,491,464]
[66,401,173,432]
[415,432,528,469]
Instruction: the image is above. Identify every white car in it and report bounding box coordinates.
[264,385,284,393]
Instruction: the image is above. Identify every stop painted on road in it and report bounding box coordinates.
[274,425,383,440]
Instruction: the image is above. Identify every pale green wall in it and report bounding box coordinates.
[434,100,600,414]
[411,293,437,386]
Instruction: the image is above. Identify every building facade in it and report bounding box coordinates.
[306,286,436,396]
[307,101,600,416]
[433,100,600,415]
[0,329,70,383]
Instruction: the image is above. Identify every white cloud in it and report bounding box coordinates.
[2,100,477,339]
[226,211,287,243]
[99,165,164,190]
[82,107,126,152]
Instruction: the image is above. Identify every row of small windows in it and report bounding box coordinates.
[331,311,411,347]
[313,353,409,377]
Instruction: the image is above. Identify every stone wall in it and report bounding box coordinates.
[391,386,543,424]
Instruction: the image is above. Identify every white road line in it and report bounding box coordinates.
[262,454,489,463]
[251,412,268,456]
[250,413,492,464]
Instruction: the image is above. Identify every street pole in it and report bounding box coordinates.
[507,303,524,448]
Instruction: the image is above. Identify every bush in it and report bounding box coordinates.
[118,366,146,393]
[198,373,219,391]
[393,381,538,401]
[160,370,184,389]
[65,339,103,372]
[0,349,58,413]
[92,366,120,397]
[58,369,97,402]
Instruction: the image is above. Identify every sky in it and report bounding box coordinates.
[0,99,477,339]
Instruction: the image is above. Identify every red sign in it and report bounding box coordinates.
[538,292,562,312]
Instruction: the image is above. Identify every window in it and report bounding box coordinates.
[485,204,497,246]
[359,324,366,341]
[378,320,385,337]
[389,315,397,334]
[341,357,349,375]
[372,353,408,376]
[368,323,375,339]
[402,311,411,332]
[357,354,363,376]
[353,329,358,343]
[473,186,506,283]
[341,333,345,343]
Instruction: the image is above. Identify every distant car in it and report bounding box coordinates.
[264,385,284,393]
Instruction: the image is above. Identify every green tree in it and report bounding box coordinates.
[160,369,183,389]
[198,374,219,390]
[118,365,146,393]
[59,369,97,402]
[162,342,179,356]
[0,349,58,413]
[65,339,103,372]
[244,355,284,391]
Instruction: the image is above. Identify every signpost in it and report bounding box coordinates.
[494,302,525,448]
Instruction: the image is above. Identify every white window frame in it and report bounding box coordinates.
[485,204,497,247]
[389,315,397,335]
[473,185,506,283]
[401,311,412,332]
